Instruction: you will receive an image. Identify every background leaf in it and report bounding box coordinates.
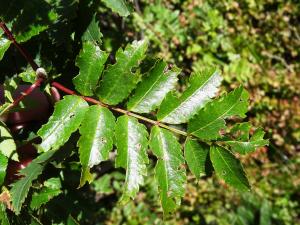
[0,153,8,186]
[115,115,149,204]
[30,178,62,210]
[127,60,180,113]
[81,14,103,45]
[188,86,249,140]
[101,0,131,17]
[38,95,89,152]
[78,105,115,186]
[149,126,186,215]
[210,145,250,191]
[0,121,17,160]
[0,35,10,61]
[73,42,108,96]
[157,68,222,124]
[10,150,56,215]
[96,39,148,105]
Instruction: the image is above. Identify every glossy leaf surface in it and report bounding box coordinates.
[127,60,180,113]
[96,40,148,105]
[73,42,108,96]
[157,68,222,124]
[188,86,249,140]
[210,145,250,191]
[149,126,186,215]
[38,96,89,152]
[115,115,149,204]
[78,105,115,186]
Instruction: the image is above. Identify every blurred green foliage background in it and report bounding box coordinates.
[0,0,299,224]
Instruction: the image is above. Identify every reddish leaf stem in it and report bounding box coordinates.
[0,21,39,71]
[0,21,45,115]
[51,82,189,137]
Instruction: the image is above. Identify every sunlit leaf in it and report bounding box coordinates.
[101,0,131,17]
[210,145,250,191]
[127,60,180,113]
[78,105,115,186]
[73,42,108,96]
[38,95,89,152]
[115,115,149,204]
[82,14,103,45]
[0,121,17,160]
[188,86,249,140]
[96,39,148,105]
[0,153,8,186]
[157,68,222,124]
[149,126,186,215]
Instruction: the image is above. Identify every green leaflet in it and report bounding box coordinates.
[30,178,62,210]
[157,68,222,124]
[15,24,48,43]
[73,42,108,96]
[38,95,89,152]
[0,203,10,225]
[223,122,269,154]
[11,150,56,214]
[78,105,115,186]
[0,153,8,186]
[0,35,11,61]
[210,145,250,191]
[115,115,149,204]
[19,68,36,84]
[149,126,186,215]
[82,14,103,45]
[188,86,249,140]
[11,150,56,215]
[127,60,180,113]
[96,39,148,105]
[11,163,43,215]
[0,121,17,161]
[101,0,131,17]
[184,138,210,179]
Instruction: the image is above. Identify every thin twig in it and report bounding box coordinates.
[0,21,45,116]
[0,21,39,71]
[51,82,189,137]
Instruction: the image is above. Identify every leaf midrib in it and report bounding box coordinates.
[162,72,217,121]
[191,90,242,133]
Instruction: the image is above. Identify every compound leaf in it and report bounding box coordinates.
[188,86,249,140]
[157,68,222,124]
[149,126,186,215]
[184,138,210,179]
[101,0,131,17]
[73,42,108,96]
[38,95,89,152]
[96,39,148,105]
[78,105,115,187]
[115,115,149,204]
[127,60,180,113]
[82,14,103,45]
[210,145,250,191]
